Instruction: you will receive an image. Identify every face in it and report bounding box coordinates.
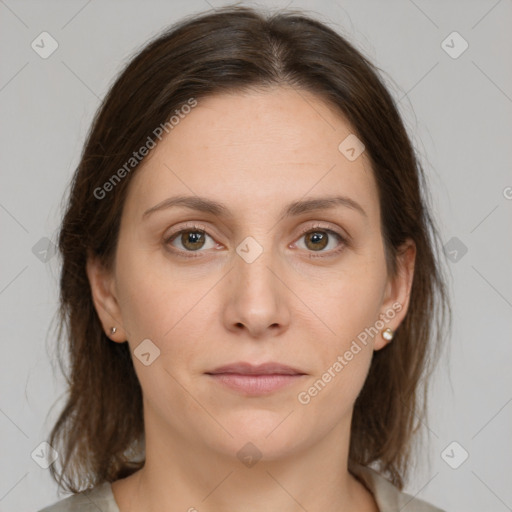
[88,86,415,463]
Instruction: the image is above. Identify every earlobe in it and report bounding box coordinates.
[85,253,126,343]
[374,239,416,350]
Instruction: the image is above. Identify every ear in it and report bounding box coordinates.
[86,251,127,343]
[374,238,416,351]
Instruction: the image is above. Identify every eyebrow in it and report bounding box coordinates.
[142,194,367,220]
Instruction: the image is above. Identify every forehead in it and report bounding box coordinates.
[123,86,379,223]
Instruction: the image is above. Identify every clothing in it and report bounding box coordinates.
[37,463,445,512]
[351,463,446,511]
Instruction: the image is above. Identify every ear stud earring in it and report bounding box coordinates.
[110,327,117,335]
[382,328,394,341]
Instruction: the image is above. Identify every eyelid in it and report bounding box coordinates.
[295,222,346,239]
[163,222,212,245]
[163,221,349,256]
[164,221,208,238]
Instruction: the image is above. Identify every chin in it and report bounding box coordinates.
[208,411,309,460]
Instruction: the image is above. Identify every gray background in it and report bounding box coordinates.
[1,0,511,511]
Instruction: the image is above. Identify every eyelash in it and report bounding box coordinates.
[163,222,348,259]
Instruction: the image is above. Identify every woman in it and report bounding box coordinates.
[39,4,450,511]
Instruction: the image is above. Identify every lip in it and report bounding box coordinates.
[206,362,305,376]
[205,362,307,396]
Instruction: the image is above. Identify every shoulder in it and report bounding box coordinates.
[350,463,447,512]
[37,482,119,512]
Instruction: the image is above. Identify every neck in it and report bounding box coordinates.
[112,408,377,512]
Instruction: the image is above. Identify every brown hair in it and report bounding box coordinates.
[48,4,451,494]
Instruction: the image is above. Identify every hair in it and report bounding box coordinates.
[47,3,451,494]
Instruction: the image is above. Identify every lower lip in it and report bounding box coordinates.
[207,373,305,395]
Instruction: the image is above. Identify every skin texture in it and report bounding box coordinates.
[87,86,415,512]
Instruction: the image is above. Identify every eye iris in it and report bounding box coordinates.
[305,231,328,251]
[181,230,205,250]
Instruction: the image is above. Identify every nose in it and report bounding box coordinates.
[222,239,291,339]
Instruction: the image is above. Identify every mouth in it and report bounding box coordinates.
[205,362,307,396]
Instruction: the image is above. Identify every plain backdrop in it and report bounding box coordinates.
[1,1,511,511]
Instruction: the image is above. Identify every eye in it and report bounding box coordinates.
[164,224,218,255]
[164,222,348,259]
[294,224,346,256]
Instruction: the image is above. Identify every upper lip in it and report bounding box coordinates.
[206,362,306,375]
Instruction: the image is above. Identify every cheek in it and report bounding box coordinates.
[310,255,387,342]
[114,237,176,329]
[114,245,217,360]
[294,320,374,438]
[114,250,208,411]
[297,269,383,416]
[115,265,167,341]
